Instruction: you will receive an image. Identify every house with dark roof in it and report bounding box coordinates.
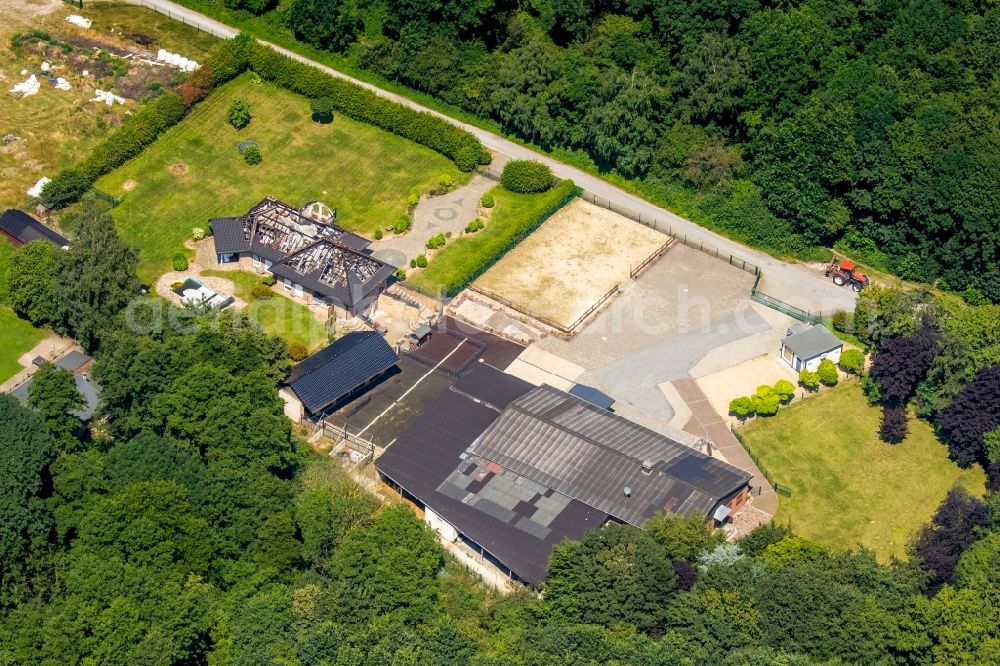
[780,323,843,372]
[280,331,400,421]
[0,209,69,249]
[376,364,752,587]
[211,197,394,319]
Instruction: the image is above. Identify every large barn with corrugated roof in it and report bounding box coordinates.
[376,364,752,586]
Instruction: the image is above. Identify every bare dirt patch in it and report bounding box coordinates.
[169,163,188,175]
[473,198,668,330]
[0,0,62,24]
[121,179,137,191]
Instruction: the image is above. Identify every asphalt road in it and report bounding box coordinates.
[126,0,858,314]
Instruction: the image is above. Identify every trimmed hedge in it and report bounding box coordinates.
[247,42,489,170]
[501,160,555,193]
[42,35,255,209]
[410,179,578,296]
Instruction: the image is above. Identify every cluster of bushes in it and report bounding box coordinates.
[227,99,252,129]
[409,254,428,268]
[729,380,796,419]
[425,233,446,250]
[798,358,840,391]
[465,218,484,233]
[500,160,555,193]
[247,42,489,170]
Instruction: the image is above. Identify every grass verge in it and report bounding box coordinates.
[0,307,47,382]
[739,382,985,560]
[408,181,577,296]
[96,73,461,283]
[201,269,328,352]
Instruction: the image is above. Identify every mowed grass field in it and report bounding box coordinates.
[740,383,985,560]
[410,180,577,296]
[0,237,46,382]
[201,270,328,352]
[98,74,462,283]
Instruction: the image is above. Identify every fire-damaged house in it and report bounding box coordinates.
[376,364,753,586]
[211,197,395,319]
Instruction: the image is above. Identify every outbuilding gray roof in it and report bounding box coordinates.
[782,325,843,360]
[468,385,752,526]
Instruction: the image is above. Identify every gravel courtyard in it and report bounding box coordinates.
[533,244,775,425]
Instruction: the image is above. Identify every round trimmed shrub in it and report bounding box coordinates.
[501,160,555,193]
[839,348,866,374]
[172,253,188,271]
[415,254,428,268]
[374,229,383,240]
[227,99,252,129]
[310,96,334,124]
[480,193,495,208]
[393,215,410,234]
[250,283,272,300]
[407,188,420,208]
[817,358,839,386]
[243,145,262,165]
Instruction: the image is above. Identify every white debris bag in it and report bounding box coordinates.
[27,177,51,198]
[66,15,93,29]
[54,77,71,91]
[9,75,40,97]
[91,89,126,106]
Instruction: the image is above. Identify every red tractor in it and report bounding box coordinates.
[825,259,869,292]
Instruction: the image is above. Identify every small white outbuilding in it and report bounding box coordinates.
[780,323,843,372]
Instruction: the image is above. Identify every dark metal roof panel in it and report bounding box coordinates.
[451,363,534,410]
[210,217,250,254]
[0,209,69,247]
[288,331,399,414]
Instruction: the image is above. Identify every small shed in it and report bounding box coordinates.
[286,331,399,418]
[0,209,69,248]
[780,324,843,372]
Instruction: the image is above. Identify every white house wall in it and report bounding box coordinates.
[425,506,459,542]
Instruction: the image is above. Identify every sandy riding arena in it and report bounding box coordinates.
[473,198,669,331]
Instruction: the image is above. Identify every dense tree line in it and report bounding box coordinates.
[202,0,1000,300]
[850,285,1000,482]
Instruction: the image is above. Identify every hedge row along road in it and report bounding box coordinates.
[126,0,857,316]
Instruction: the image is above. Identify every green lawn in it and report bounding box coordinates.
[201,270,328,352]
[739,382,986,560]
[97,73,462,283]
[0,307,47,382]
[409,180,577,296]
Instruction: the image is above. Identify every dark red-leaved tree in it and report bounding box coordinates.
[879,406,908,444]
[937,364,1000,467]
[870,320,939,406]
[672,559,698,592]
[911,488,990,592]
